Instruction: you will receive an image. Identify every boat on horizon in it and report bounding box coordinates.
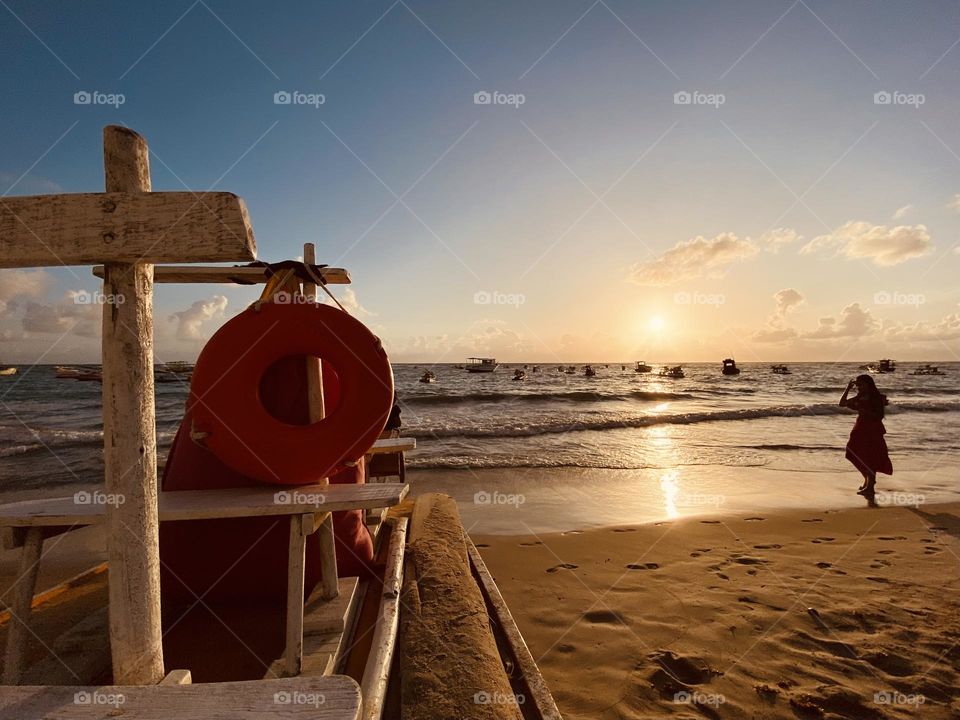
[722,358,741,376]
[912,364,945,376]
[634,361,652,373]
[0,366,16,376]
[868,358,896,373]
[659,365,684,378]
[419,369,436,383]
[465,356,498,373]
[583,365,597,377]
[512,369,526,381]
[771,364,791,375]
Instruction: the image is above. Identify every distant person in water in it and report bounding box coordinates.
[839,374,892,496]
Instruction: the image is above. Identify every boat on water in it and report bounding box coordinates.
[634,361,652,373]
[418,369,436,383]
[771,364,791,375]
[659,365,685,378]
[531,365,540,372]
[55,365,103,382]
[465,356,498,373]
[868,358,896,373]
[512,369,526,381]
[912,364,946,376]
[721,358,741,375]
[161,360,194,374]
[583,365,597,377]
[0,366,16,376]
[564,365,576,374]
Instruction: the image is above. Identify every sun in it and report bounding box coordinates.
[648,315,665,332]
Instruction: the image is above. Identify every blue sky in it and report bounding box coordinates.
[1,0,959,362]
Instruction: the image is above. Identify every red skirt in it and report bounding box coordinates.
[845,416,893,476]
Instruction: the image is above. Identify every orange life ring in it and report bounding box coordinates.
[188,301,394,485]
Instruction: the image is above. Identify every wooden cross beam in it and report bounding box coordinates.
[0,125,257,685]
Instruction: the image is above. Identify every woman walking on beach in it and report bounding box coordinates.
[839,374,892,496]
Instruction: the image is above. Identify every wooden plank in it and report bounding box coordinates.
[468,538,564,720]
[92,264,350,285]
[360,517,406,720]
[368,438,416,455]
[2,527,43,684]
[301,577,361,677]
[100,125,164,685]
[318,513,338,601]
[281,513,311,677]
[0,192,256,267]
[0,677,362,718]
[302,243,327,424]
[0,484,410,528]
[160,669,192,685]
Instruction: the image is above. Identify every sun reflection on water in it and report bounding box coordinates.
[660,469,680,519]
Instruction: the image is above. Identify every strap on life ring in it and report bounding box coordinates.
[187,301,394,485]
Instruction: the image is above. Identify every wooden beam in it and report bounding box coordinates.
[318,512,339,601]
[2,527,43,684]
[91,264,352,285]
[281,513,311,677]
[100,125,164,685]
[303,243,326,423]
[0,192,256,268]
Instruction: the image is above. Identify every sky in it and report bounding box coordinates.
[1,0,959,364]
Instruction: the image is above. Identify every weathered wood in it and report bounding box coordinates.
[0,192,256,267]
[159,669,192,686]
[468,539,564,720]
[2,527,42,684]
[100,125,164,686]
[0,677,363,718]
[360,517,406,720]
[92,264,350,285]
[281,513,311,677]
[0,484,411,527]
[318,513,339,601]
[303,243,326,424]
[299,577,361,677]
[367,438,416,455]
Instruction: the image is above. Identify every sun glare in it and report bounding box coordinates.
[649,315,665,332]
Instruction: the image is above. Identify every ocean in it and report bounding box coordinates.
[1,362,958,513]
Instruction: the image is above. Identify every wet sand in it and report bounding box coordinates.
[475,503,960,719]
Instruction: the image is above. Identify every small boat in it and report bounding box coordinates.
[659,365,684,379]
[583,365,597,377]
[721,358,741,376]
[771,364,791,375]
[911,364,945,376]
[512,369,526,381]
[465,357,498,373]
[565,366,576,374]
[161,360,194,375]
[634,361,652,373]
[55,365,103,382]
[531,365,540,373]
[0,367,16,376]
[419,370,436,383]
[868,359,896,373]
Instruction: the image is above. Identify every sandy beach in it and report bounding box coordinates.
[476,502,960,719]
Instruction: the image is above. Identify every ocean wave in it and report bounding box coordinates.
[401,390,693,405]
[0,444,47,458]
[407,400,960,440]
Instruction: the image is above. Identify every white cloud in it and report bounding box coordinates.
[801,221,933,266]
[760,228,800,253]
[0,172,65,196]
[324,287,374,317]
[947,194,960,212]
[21,292,100,337]
[0,269,52,315]
[628,232,759,286]
[892,205,913,220]
[169,296,228,341]
[804,302,878,339]
[774,288,805,317]
[884,313,960,343]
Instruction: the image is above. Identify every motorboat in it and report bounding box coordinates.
[659,365,684,379]
[911,364,945,376]
[531,366,540,373]
[512,369,526,381]
[0,366,16,377]
[868,359,896,373]
[721,358,741,376]
[419,370,436,383]
[634,361,652,373]
[465,357,498,373]
[771,364,791,375]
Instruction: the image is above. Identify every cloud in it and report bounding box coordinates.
[801,221,933,266]
[760,228,801,253]
[947,194,960,212]
[773,288,805,317]
[892,205,913,220]
[884,313,960,343]
[750,288,805,343]
[0,269,52,315]
[21,291,100,337]
[169,296,228,340]
[325,287,374,317]
[751,327,798,343]
[628,233,759,286]
[804,302,878,339]
[0,172,65,196]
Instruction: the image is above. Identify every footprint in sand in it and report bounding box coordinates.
[816,562,831,569]
[924,546,942,555]
[690,552,702,557]
[866,576,890,583]
[810,537,834,544]
[716,573,729,580]
[583,609,626,624]
[744,517,766,522]
[625,562,659,570]
[546,563,578,573]
[733,556,767,565]
[753,543,782,549]
[700,520,721,524]
[475,543,490,548]
[801,518,823,523]
[878,536,907,541]
[612,528,637,533]
[561,530,583,535]
[519,541,543,547]
[877,549,895,555]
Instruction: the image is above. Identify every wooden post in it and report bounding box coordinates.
[302,243,325,423]
[1,527,43,684]
[101,125,164,684]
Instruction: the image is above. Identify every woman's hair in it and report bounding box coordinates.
[856,374,887,418]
